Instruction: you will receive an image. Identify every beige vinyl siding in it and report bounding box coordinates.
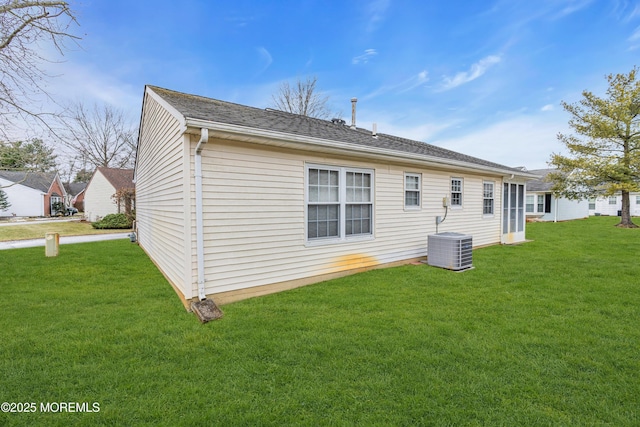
[136,93,190,297]
[84,171,117,222]
[195,139,504,296]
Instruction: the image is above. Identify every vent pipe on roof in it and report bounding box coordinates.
[350,98,357,129]
[372,123,378,138]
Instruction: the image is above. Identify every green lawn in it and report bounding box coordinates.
[0,217,638,426]
[0,220,128,241]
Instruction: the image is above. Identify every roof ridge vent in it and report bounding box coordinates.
[331,118,346,125]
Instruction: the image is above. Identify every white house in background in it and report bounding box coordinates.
[84,167,134,222]
[525,169,589,222]
[589,193,640,217]
[134,86,536,307]
[0,171,67,217]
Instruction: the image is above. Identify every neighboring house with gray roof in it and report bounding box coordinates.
[84,167,135,221]
[63,182,87,212]
[135,85,536,307]
[525,168,589,222]
[0,171,67,217]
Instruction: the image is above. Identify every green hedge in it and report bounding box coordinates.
[92,213,132,229]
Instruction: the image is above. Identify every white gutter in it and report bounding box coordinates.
[194,128,209,301]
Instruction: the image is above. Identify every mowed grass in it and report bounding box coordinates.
[0,216,638,426]
[0,220,127,241]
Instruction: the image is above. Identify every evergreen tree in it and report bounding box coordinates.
[549,67,640,228]
[0,189,10,212]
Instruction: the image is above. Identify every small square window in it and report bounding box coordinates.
[483,182,494,215]
[526,195,534,213]
[451,178,463,206]
[405,173,421,208]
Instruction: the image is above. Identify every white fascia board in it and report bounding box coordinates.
[185,118,537,179]
[145,86,188,134]
[135,86,189,182]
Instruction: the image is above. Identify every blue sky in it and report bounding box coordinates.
[45,0,640,169]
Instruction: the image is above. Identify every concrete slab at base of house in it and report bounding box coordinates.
[0,232,131,250]
[180,256,429,309]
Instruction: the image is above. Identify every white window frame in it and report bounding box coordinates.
[305,163,374,245]
[404,172,421,210]
[483,181,495,217]
[609,196,617,205]
[450,177,463,208]
[526,195,535,213]
[636,196,640,205]
[537,194,545,212]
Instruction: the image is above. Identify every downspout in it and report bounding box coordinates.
[554,194,558,223]
[195,128,209,301]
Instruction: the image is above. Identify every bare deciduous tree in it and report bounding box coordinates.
[271,76,336,120]
[0,1,79,137]
[60,102,137,170]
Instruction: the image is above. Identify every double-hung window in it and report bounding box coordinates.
[307,165,373,242]
[483,182,494,215]
[307,167,340,239]
[526,195,534,213]
[345,171,373,236]
[404,173,421,209]
[451,178,463,207]
[537,195,544,212]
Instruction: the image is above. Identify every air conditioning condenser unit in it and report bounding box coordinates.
[427,232,473,271]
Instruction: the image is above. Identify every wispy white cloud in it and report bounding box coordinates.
[550,0,594,19]
[629,3,640,20]
[628,26,640,50]
[352,49,378,65]
[256,47,273,74]
[541,104,555,111]
[433,113,570,169]
[398,70,429,93]
[364,118,458,143]
[364,0,390,33]
[439,55,502,91]
[363,69,429,99]
[611,0,640,22]
[224,15,255,28]
[44,61,140,114]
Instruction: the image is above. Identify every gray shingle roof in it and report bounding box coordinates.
[0,171,57,192]
[64,182,87,196]
[526,169,556,192]
[148,86,528,174]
